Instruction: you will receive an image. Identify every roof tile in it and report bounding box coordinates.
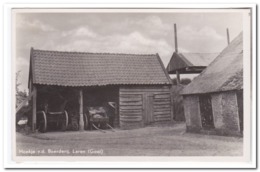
[30,50,171,87]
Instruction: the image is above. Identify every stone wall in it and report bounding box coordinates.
[211,91,241,135]
[183,95,202,132]
[184,91,242,136]
[211,93,224,129]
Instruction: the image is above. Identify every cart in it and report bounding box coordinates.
[87,106,114,132]
[36,102,68,133]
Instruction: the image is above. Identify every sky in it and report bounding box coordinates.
[15,11,243,92]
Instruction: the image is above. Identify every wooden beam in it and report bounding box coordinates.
[174,23,178,53]
[32,85,37,132]
[226,28,230,45]
[170,87,174,121]
[185,66,206,72]
[176,70,181,85]
[78,89,84,131]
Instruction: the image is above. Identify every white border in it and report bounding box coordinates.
[2,3,257,169]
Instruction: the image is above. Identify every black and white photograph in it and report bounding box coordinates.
[4,4,255,168]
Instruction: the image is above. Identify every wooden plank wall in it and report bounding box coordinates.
[119,86,172,129]
[153,92,171,122]
[119,93,143,129]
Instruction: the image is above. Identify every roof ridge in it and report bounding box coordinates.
[33,48,157,56]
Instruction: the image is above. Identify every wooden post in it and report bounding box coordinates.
[174,23,178,53]
[79,89,84,131]
[226,28,230,45]
[176,70,181,85]
[32,85,37,132]
[170,86,174,121]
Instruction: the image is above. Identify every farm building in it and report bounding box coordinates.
[181,32,243,136]
[166,24,218,84]
[166,52,218,76]
[27,48,173,132]
[166,24,219,121]
[167,53,218,121]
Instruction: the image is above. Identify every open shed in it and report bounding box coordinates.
[28,48,173,132]
[181,32,243,136]
[166,52,218,74]
[166,24,219,84]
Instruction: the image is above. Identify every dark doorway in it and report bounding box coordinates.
[236,91,243,133]
[83,86,120,127]
[199,95,214,129]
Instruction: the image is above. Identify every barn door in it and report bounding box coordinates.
[143,93,154,125]
[199,95,214,129]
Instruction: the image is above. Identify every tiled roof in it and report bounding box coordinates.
[181,32,243,95]
[180,53,218,66]
[30,49,171,87]
[166,52,218,73]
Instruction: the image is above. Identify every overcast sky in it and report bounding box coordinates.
[15,11,243,91]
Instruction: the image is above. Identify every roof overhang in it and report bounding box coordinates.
[168,66,206,74]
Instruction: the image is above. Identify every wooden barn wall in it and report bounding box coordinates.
[119,86,172,129]
[183,95,202,131]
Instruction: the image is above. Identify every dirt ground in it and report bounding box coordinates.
[16,122,243,156]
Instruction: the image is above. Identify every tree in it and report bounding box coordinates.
[16,71,21,94]
[16,71,28,108]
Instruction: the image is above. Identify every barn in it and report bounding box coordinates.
[28,48,173,132]
[181,32,243,136]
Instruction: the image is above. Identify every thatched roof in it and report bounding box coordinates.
[181,32,243,95]
[29,49,171,87]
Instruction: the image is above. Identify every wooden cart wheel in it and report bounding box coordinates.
[37,111,47,133]
[61,111,68,131]
[83,113,89,130]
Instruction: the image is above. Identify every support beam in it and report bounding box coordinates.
[226,28,230,45]
[176,70,181,85]
[170,87,174,121]
[32,85,37,132]
[185,66,206,72]
[174,23,178,53]
[79,89,84,131]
